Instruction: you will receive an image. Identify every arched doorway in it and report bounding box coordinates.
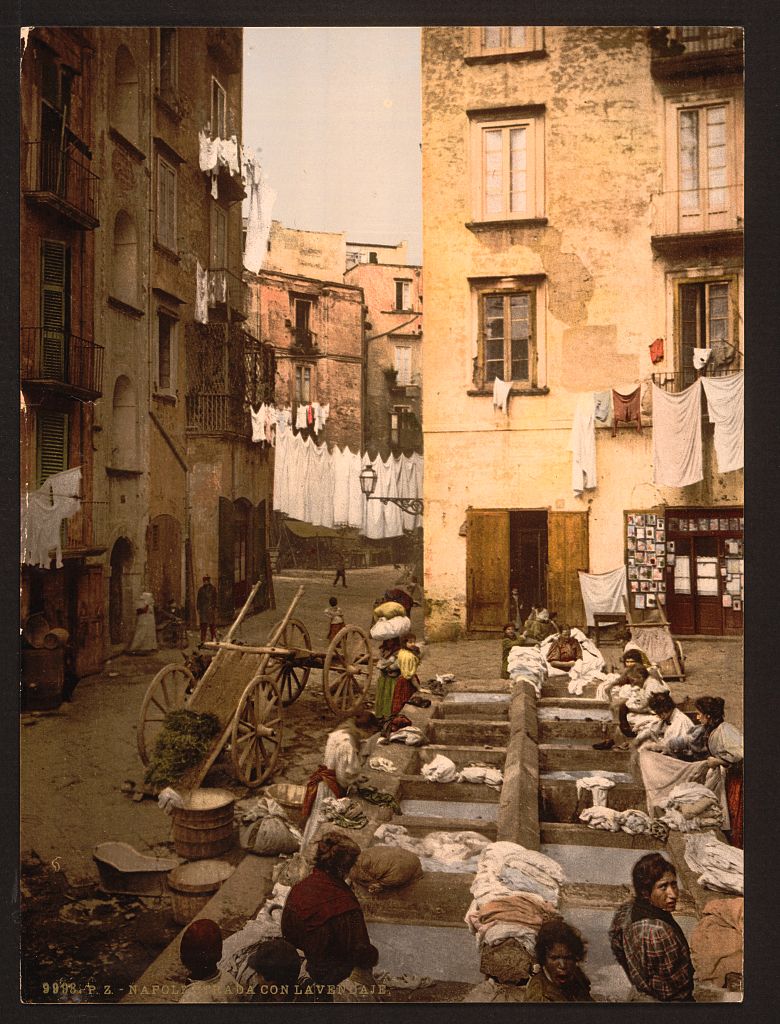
[233,498,252,607]
[109,536,134,644]
[146,514,182,608]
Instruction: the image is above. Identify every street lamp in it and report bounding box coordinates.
[359,463,424,515]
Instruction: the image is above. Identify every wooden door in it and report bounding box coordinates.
[665,536,695,634]
[217,495,235,622]
[547,511,589,627]
[466,510,510,631]
[73,566,105,677]
[692,536,722,635]
[146,514,182,607]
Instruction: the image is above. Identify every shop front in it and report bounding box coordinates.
[625,505,743,637]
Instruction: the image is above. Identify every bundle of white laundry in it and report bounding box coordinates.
[579,806,668,840]
[507,646,548,696]
[684,833,743,894]
[576,775,616,807]
[660,782,724,832]
[373,823,492,873]
[465,842,566,953]
[420,754,502,789]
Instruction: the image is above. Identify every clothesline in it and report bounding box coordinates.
[273,424,422,539]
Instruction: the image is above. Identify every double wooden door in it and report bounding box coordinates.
[466,509,588,631]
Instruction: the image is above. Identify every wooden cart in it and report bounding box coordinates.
[137,583,374,788]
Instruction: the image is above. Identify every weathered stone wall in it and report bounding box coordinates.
[421,26,744,634]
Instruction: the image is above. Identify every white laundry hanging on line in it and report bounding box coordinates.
[217,135,240,176]
[569,392,597,496]
[492,376,512,414]
[198,130,219,173]
[702,371,743,473]
[331,446,351,526]
[692,347,712,371]
[577,566,628,627]
[346,448,365,529]
[195,261,209,324]
[21,466,82,569]
[244,155,277,275]
[651,379,703,487]
[383,456,404,538]
[250,404,265,443]
[295,405,308,430]
[398,456,419,532]
[287,434,308,523]
[272,427,288,513]
[308,440,335,528]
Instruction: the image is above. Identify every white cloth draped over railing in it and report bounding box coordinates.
[273,424,422,538]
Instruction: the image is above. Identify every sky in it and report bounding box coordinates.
[243,27,422,263]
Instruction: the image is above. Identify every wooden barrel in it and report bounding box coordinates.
[21,648,64,710]
[167,859,234,925]
[42,628,70,649]
[171,789,236,860]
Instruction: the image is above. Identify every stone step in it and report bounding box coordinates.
[539,821,665,849]
[538,719,613,741]
[538,744,631,773]
[360,871,474,926]
[408,744,507,772]
[391,811,499,835]
[438,698,510,719]
[427,718,510,746]
[397,775,501,803]
[540,779,645,823]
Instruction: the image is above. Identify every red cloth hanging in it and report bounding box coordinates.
[649,337,664,364]
[612,387,643,435]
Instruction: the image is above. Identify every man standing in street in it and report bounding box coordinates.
[332,549,347,588]
[197,575,218,645]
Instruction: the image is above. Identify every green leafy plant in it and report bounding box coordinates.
[143,709,222,789]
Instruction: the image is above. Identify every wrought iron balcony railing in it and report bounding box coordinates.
[23,139,100,228]
[208,268,248,318]
[21,327,105,401]
[186,392,249,437]
[665,26,743,54]
[652,365,741,395]
[650,184,743,240]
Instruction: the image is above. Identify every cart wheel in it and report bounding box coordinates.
[322,626,374,715]
[266,618,312,706]
[231,676,284,787]
[137,664,194,765]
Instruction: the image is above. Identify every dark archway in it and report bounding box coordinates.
[109,536,133,644]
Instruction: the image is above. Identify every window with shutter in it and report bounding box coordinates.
[41,240,69,380]
[157,156,177,251]
[36,410,69,488]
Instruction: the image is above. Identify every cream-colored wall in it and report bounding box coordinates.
[421,26,743,636]
[265,221,347,282]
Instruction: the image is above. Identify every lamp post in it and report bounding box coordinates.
[359,464,424,516]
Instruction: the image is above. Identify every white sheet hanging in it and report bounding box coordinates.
[577,566,628,627]
[21,467,82,569]
[701,372,743,473]
[195,261,209,324]
[651,379,703,488]
[693,347,712,371]
[492,377,512,414]
[569,392,597,496]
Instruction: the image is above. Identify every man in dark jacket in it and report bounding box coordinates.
[197,575,218,644]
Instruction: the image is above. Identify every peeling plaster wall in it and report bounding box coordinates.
[421,26,743,633]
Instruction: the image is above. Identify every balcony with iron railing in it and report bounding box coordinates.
[650,184,743,253]
[63,500,109,554]
[208,268,248,320]
[650,26,743,77]
[21,327,105,401]
[186,392,249,438]
[652,364,741,395]
[23,139,100,229]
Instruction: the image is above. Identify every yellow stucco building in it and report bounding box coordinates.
[421,25,743,640]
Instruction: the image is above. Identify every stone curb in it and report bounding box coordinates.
[497,680,540,850]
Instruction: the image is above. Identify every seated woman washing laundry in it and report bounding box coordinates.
[637,696,742,845]
[500,623,518,679]
[524,919,594,1003]
[632,691,696,752]
[594,660,669,751]
[545,625,583,671]
[665,696,743,849]
[179,919,240,1003]
[281,832,379,1001]
[609,853,694,1002]
[299,712,381,853]
[522,607,558,644]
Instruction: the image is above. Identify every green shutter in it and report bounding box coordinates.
[36,410,69,488]
[41,241,67,379]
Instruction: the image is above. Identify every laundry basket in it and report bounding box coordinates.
[167,859,235,925]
